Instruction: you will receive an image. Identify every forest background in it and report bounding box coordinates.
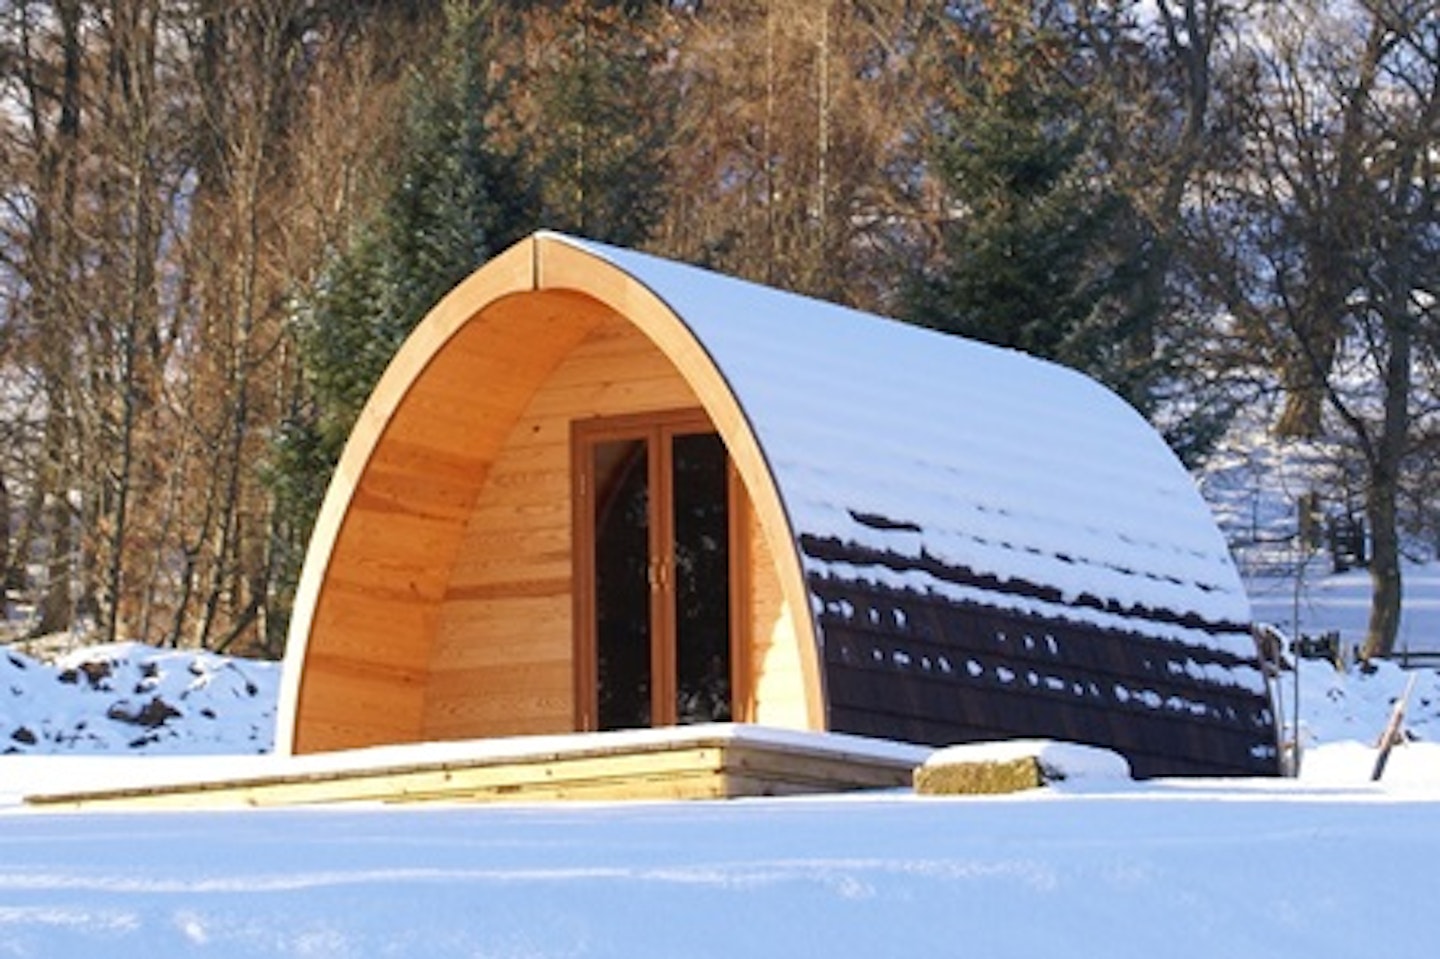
[1,0,1436,662]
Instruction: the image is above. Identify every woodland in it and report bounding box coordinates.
[1,1,1437,660]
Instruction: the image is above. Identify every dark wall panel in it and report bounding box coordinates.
[807,558,1279,779]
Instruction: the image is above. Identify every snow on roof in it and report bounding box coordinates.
[558,235,1251,659]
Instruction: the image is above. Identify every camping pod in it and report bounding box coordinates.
[275,232,1279,778]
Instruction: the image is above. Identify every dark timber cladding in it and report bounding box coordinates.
[804,536,1276,778]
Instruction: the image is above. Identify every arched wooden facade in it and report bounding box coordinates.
[277,232,1279,778]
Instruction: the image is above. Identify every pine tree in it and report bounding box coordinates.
[273,0,537,581]
[902,3,1154,411]
[519,0,673,246]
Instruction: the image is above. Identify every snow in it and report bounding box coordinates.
[2,761,1439,957]
[1249,558,1440,657]
[1,642,278,756]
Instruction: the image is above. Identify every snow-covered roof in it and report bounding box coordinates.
[557,235,1252,661]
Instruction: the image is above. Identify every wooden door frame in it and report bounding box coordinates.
[571,409,751,731]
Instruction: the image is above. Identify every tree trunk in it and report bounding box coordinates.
[96,0,164,644]
[1358,5,1431,658]
[34,390,74,637]
[0,470,10,608]
[1364,478,1402,660]
[1361,296,1414,660]
[18,0,86,639]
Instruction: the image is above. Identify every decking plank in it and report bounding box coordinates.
[26,729,923,810]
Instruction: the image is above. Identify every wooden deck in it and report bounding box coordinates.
[24,726,929,811]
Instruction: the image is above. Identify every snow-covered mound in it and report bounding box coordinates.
[1,641,277,755]
[1283,656,1440,783]
[1292,656,1440,745]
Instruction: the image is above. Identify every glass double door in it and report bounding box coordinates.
[574,412,737,731]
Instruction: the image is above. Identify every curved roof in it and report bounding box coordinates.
[550,234,1253,662]
[278,231,1266,758]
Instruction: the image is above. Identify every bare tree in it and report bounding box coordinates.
[1,0,87,637]
[170,1,414,653]
[655,0,940,311]
[1,1,417,652]
[1212,0,1440,658]
[86,0,170,644]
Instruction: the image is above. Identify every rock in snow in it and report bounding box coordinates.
[1,641,278,755]
[915,739,1132,795]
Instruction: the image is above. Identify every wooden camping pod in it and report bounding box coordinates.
[277,235,822,755]
[277,232,1279,778]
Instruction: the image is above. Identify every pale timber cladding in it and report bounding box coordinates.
[426,312,798,739]
[285,238,811,754]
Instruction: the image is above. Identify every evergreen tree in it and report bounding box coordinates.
[272,0,537,579]
[309,0,534,440]
[520,0,674,246]
[902,3,1155,412]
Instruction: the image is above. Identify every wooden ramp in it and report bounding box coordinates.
[25,726,929,811]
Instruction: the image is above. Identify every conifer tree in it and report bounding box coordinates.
[518,0,673,246]
[902,3,1155,412]
[274,0,537,567]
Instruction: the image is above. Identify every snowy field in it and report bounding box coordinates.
[1249,558,1440,659]
[3,777,1438,958]
[0,637,1438,957]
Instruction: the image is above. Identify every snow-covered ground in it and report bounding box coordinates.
[2,775,1437,959]
[1248,557,1440,659]
[1,641,278,757]
[0,633,1437,957]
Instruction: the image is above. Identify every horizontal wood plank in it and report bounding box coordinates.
[29,733,919,809]
[444,578,571,602]
[428,632,571,673]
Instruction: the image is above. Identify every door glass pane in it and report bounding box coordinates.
[672,432,731,723]
[594,439,650,730]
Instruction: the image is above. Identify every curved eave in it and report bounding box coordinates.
[273,239,538,754]
[276,235,826,754]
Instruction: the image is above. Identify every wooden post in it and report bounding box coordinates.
[1371,672,1418,782]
